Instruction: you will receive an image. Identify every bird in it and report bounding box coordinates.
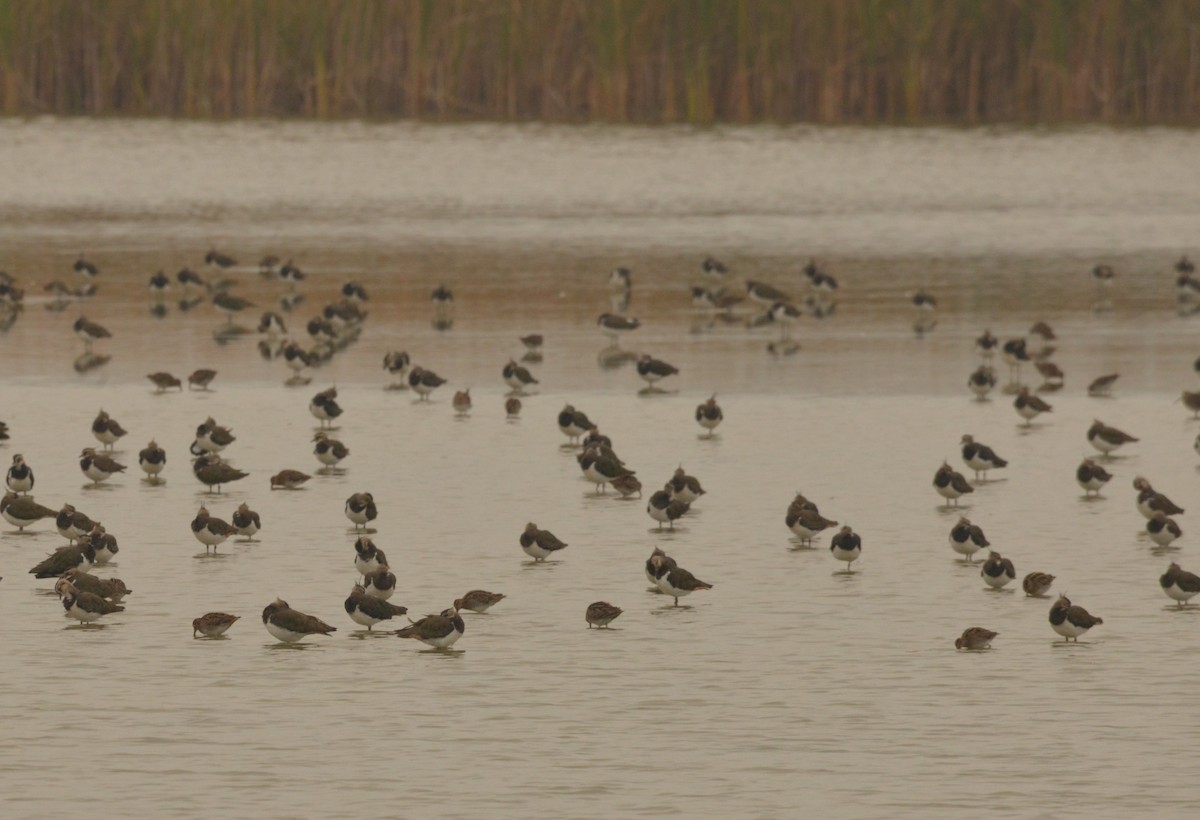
[408,366,447,400]
[191,505,236,553]
[344,492,377,529]
[1076,459,1112,496]
[648,553,712,606]
[1087,420,1137,456]
[974,330,998,359]
[1133,477,1185,518]
[138,440,167,481]
[597,313,640,345]
[188,369,217,391]
[1181,391,1200,418]
[695,395,723,436]
[344,585,408,631]
[607,267,633,292]
[746,280,789,305]
[395,607,464,649]
[59,568,130,602]
[909,290,937,310]
[505,397,522,418]
[519,333,544,353]
[1049,595,1103,642]
[212,291,254,324]
[205,249,237,269]
[701,256,728,281]
[383,350,410,387]
[959,435,1007,481]
[1022,572,1056,598]
[452,389,472,415]
[948,517,989,562]
[73,316,111,350]
[636,355,679,390]
[147,372,182,393]
[312,432,349,469]
[177,267,207,291]
[232,503,261,541]
[193,613,240,638]
[667,467,705,504]
[73,255,100,280]
[193,417,236,453]
[645,547,677,588]
[502,360,539,394]
[431,284,454,307]
[586,602,623,628]
[91,410,127,450]
[830,526,862,570]
[1028,321,1056,354]
[647,484,690,530]
[278,258,304,285]
[363,566,397,600]
[612,473,642,498]
[270,469,311,490]
[579,446,635,494]
[557,404,594,445]
[520,522,568,561]
[192,454,248,493]
[29,543,95,578]
[1091,263,1115,287]
[967,365,997,399]
[1,492,57,532]
[981,551,1016,589]
[454,590,506,613]
[1146,511,1183,548]
[262,599,336,643]
[1160,563,1200,607]
[341,281,369,302]
[54,503,98,544]
[79,447,126,485]
[6,454,34,494]
[309,387,343,428]
[1013,387,1052,425]
[933,462,974,505]
[82,524,118,563]
[59,581,124,625]
[1087,374,1119,397]
[1001,338,1030,382]
[768,301,802,338]
[354,536,388,579]
[1035,361,1064,388]
[954,627,997,650]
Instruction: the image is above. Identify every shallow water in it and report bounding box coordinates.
[1,122,1199,818]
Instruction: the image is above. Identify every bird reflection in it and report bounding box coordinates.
[149,302,169,319]
[73,352,111,373]
[258,339,284,361]
[279,293,306,312]
[178,296,204,312]
[597,347,638,369]
[213,325,252,345]
[913,316,938,337]
[432,315,454,332]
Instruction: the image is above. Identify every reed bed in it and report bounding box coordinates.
[0,0,1196,123]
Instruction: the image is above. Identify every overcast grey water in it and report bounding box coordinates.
[1,122,1199,818]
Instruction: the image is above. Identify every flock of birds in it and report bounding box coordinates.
[2,250,1200,651]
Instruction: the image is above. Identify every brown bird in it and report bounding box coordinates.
[454,590,506,613]
[1049,595,1103,642]
[611,474,643,498]
[1087,420,1138,455]
[1087,373,1118,397]
[232,502,261,540]
[586,601,624,628]
[344,585,409,631]
[520,522,568,561]
[192,454,249,493]
[394,607,464,650]
[1035,361,1064,387]
[79,448,126,485]
[1013,387,1052,425]
[270,469,311,490]
[193,612,240,638]
[147,372,182,393]
[452,389,472,415]
[1,492,57,532]
[505,396,522,418]
[60,568,131,602]
[648,553,712,606]
[262,599,337,643]
[954,627,997,650]
[188,369,218,390]
[1022,572,1056,598]
[933,462,974,505]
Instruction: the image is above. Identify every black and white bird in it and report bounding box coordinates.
[193,613,240,638]
[282,342,313,374]
[701,256,728,282]
[344,492,377,529]
[954,627,997,651]
[669,466,706,504]
[59,581,124,625]
[768,301,802,338]
[278,258,304,286]
[959,435,1007,481]
[1133,476,1185,519]
[1087,420,1138,456]
[557,404,594,445]
[829,525,862,571]
[177,267,207,291]
[212,291,254,324]
[1022,572,1056,598]
[1146,511,1183,548]
[1160,563,1200,607]
[454,590,506,613]
[341,281,369,303]
[637,355,679,389]
[586,601,623,629]
[502,360,539,394]
[262,599,336,643]
[395,607,464,649]
[980,551,1016,590]
[73,255,100,281]
[597,313,640,345]
[909,290,937,311]
[344,585,408,631]
[191,505,236,553]
[73,316,111,351]
[578,446,635,494]
[1048,595,1103,642]
[933,462,974,505]
[79,447,126,485]
[383,350,410,387]
[520,522,568,561]
[648,552,712,606]
[363,566,397,600]
[967,365,997,399]
[55,503,98,544]
[138,440,166,481]
[193,417,236,454]
[949,517,989,562]
[647,484,690,530]
[431,284,454,308]
[309,387,343,428]
[6,454,34,494]
[408,366,447,400]
[205,249,237,269]
[354,536,388,579]
[192,453,248,493]
[232,502,261,541]
[1076,459,1112,496]
[1,492,56,532]
[91,410,127,450]
[312,432,349,469]
[1091,263,1115,288]
[645,547,677,586]
[746,280,789,306]
[83,524,119,563]
[1013,387,1052,425]
[974,330,998,359]
[695,395,723,436]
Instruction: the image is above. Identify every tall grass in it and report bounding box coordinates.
[0,0,1196,123]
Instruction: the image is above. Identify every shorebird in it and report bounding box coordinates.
[59,581,124,625]
[258,311,287,337]
[520,522,568,561]
[974,330,998,359]
[637,355,679,390]
[1035,361,1064,388]
[54,504,97,544]
[395,607,464,649]
[193,613,240,638]
[1087,374,1119,397]
[305,317,337,347]
[138,440,166,481]
[909,290,937,311]
[205,249,237,269]
[79,447,126,485]
[579,447,635,494]
[1076,459,1112,496]
[1028,321,1056,355]
[786,506,837,545]
[353,536,387,579]
[1013,387,1052,425]
[363,566,397,600]
[188,369,217,391]
[948,517,989,562]
[408,366,447,400]
[147,372,182,393]
[1049,595,1103,642]
[1,492,56,532]
[341,281,369,302]
[82,524,118,563]
[746,280,789,306]
[213,291,254,324]
[344,585,408,631]
[933,462,974,505]
[344,492,377,529]
[557,405,594,445]
[91,410,127,450]
[270,469,311,490]
[177,267,207,291]
[701,256,728,281]
[232,502,261,541]
[259,255,281,276]
[597,313,640,345]
[1146,511,1183,548]
[279,260,306,287]
[505,397,522,418]
[1180,391,1200,418]
[60,568,130,602]
[647,484,690,530]
[830,526,862,570]
[431,284,454,308]
[1087,420,1137,455]
[502,360,539,394]
[454,590,506,613]
[383,351,410,387]
[6,454,34,494]
[608,267,632,291]
[309,387,343,428]
[1001,338,1030,383]
[73,255,99,280]
[981,551,1016,589]
[519,334,543,354]
[669,467,706,503]
[29,543,95,578]
[649,553,712,606]
[1022,572,1056,598]
[967,365,997,399]
[959,435,1007,481]
[954,627,997,651]
[768,301,802,338]
[586,602,623,628]
[611,474,643,498]
[695,395,723,436]
[191,505,236,553]
[262,599,336,643]
[73,317,111,351]
[312,432,349,469]
[645,547,677,586]
[1091,263,1115,287]
[1160,563,1200,607]
[452,389,472,415]
[192,454,248,493]
[1133,477,1185,519]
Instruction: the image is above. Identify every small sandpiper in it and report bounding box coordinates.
[193,612,240,638]
[262,599,337,643]
[1087,420,1137,456]
[29,543,95,578]
[344,585,408,631]
[520,522,568,561]
[695,395,722,436]
[191,505,236,553]
[91,410,127,450]
[1087,373,1119,397]
[1,491,56,532]
[147,372,182,393]
[611,474,643,498]
[383,351,410,387]
[597,313,640,345]
[981,551,1016,589]
[647,484,690,530]
[954,627,997,651]
[188,369,217,391]
[1049,595,1103,642]
[948,517,989,562]
[344,492,377,529]
[830,525,862,571]
[746,280,789,306]
[974,330,998,359]
[74,316,110,350]
[557,404,594,445]
[1022,571,1056,598]
[502,360,539,394]
[138,440,166,481]
[454,590,506,613]
[636,355,679,390]
[6,454,34,494]
[192,453,248,492]
[212,291,254,324]
[1160,562,1200,607]
[1146,511,1183,548]
[1076,459,1112,496]
[395,607,464,649]
[363,566,397,599]
[232,502,261,541]
[959,435,1007,481]
[1035,361,1064,388]
[1013,387,1052,425]
[60,582,124,625]
[309,387,343,428]
[967,365,997,399]
[79,447,126,485]
[354,536,387,579]
[608,267,633,291]
[270,469,311,490]
[313,432,349,469]
[586,601,623,628]
[1133,476,1185,519]
[408,366,448,400]
[648,553,712,606]
[205,249,237,269]
[60,568,129,601]
[669,466,706,504]
[452,389,472,415]
[505,397,522,418]
[933,462,974,505]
